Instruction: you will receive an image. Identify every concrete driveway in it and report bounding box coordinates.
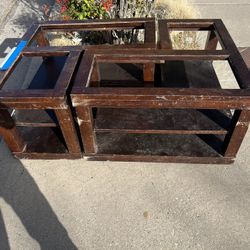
[192,0,250,46]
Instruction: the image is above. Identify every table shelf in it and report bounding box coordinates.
[20,127,67,153]
[1,19,249,163]
[95,132,224,158]
[0,50,82,159]
[14,126,72,159]
[94,108,232,135]
[12,109,58,127]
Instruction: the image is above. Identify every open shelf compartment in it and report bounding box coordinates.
[90,107,231,161]
[12,109,58,127]
[0,49,82,159]
[19,126,68,154]
[94,108,232,135]
[95,133,224,158]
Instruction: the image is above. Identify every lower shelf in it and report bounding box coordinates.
[85,154,233,164]
[95,108,232,134]
[81,132,232,164]
[14,126,81,159]
[20,127,67,154]
[95,133,224,157]
[88,108,233,163]
[13,109,57,127]
[11,129,232,162]
[15,152,81,159]
[13,127,81,159]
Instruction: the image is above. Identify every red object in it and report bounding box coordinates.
[56,0,68,4]
[61,6,67,13]
[56,0,69,13]
[102,0,112,11]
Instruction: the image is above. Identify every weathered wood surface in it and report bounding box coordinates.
[95,108,231,135]
[0,50,82,158]
[1,18,250,162]
[70,19,250,163]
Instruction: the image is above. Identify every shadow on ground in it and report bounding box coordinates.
[0,38,20,58]
[12,0,55,29]
[0,209,10,250]
[0,24,75,248]
[0,139,77,249]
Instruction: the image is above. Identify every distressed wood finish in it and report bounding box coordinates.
[26,18,157,49]
[1,19,154,159]
[158,20,172,49]
[85,155,234,164]
[1,18,250,163]
[0,50,82,159]
[75,106,96,154]
[54,105,81,154]
[70,19,250,164]
[206,30,219,50]
[223,110,250,157]
[0,109,25,152]
[240,47,250,69]
[143,63,155,87]
[36,31,50,46]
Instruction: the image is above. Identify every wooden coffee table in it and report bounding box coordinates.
[0,49,82,159]
[0,18,156,159]
[71,19,250,164]
[1,19,249,163]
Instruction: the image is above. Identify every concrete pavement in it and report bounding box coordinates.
[0,0,54,61]
[0,0,17,26]
[0,0,250,249]
[192,0,250,47]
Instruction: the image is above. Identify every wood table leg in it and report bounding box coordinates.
[143,63,155,87]
[240,47,250,69]
[205,30,219,50]
[75,106,97,154]
[158,20,173,49]
[91,62,100,87]
[223,110,250,157]
[55,106,81,154]
[0,109,25,152]
[36,30,50,46]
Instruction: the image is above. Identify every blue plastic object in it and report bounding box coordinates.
[0,40,27,71]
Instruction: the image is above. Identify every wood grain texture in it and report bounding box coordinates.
[95,108,231,135]
[75,106,97,154]
[223,110,250,157]
[0,110,25,152]
[1,18,250,162]
[55,105,81,154]
[0,51,81,158]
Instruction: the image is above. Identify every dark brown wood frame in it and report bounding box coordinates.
[22,18,156,49]
[0,18,157,159]
[158,19,250,89]
[0,49,82,159]
[22,18,157,90]
[70,19,250,164]
[1,18,250,163]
